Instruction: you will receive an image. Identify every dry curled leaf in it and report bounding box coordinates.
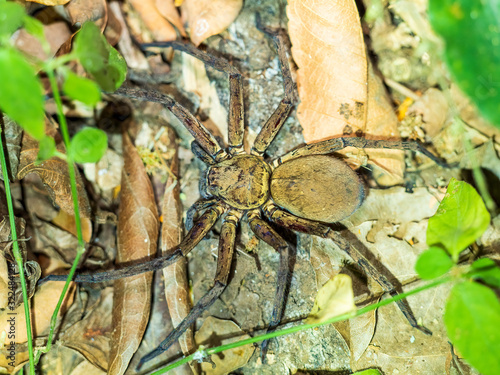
[17,117,91,219]
[128,0,178,41]
[108,131,159,375]
[155,0,186,36]
[161,127,196,361]
[181,0,243,46]
[194,317,255,375]
[66,0,108,30]
[0,115,23,181]
[306,274,356,324]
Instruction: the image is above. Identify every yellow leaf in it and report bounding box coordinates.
[306,274,356,324]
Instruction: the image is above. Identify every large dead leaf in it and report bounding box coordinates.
[288,0,367,141]
[181,0,243,46]
[288,1,404,185]
[160,127,196,360]
[194,317,254,375]
[17,117,92,219]
[108,131,159,375]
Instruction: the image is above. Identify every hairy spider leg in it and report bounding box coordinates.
[143,41,245,155]
[262,202,433,335]
[273,136,451,167]
[251,25,297,156]
[248,209,292,357]
[114,86,229,162]
[40,206,224,284]
[138,210,243,370]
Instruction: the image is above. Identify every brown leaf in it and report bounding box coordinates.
[288,2,404,185]
[66,0,108,30]
[17,117,91,219]
[128,0,178,41]
[52,208,93,243]
[194,317,255,375]
[288,0,367,142]
[108,131,159,375]
[0,115,23,181]
[181,0,243,46]
[155,0,186,37]
[60,287,113,371]
[160,127,197,369]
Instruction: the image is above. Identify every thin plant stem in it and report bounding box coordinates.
[0,127,35,375]
[149,276,453,375]
[34,69,86,363]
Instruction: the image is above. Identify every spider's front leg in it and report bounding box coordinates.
[137,209,243,370]
[142,41,245,155]
[262,203,433,336]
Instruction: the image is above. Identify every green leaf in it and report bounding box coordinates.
[91,46,127,92]
[69,127,107,163]
[415,247,453,280]
[0,48,45,140]
[470,258,500,288]
[37,136,56,161]
[427,178,490,261]
[63,71,101,106]
[0,2,25,38]
[429,0,500,127]
[444,281,500,375]
[73,22,127,92]
[352,370,382,375]
[73,22,109,73]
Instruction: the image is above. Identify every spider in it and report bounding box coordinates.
[45,21,448,370]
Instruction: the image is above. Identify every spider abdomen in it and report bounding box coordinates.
[206,154,272,210]
[270,155,364,223]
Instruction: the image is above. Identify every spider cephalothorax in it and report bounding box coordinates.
[45,21,449,371]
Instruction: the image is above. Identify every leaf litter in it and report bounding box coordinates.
[3,0,499,374]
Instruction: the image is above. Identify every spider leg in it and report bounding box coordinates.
[40,205,225,284]
[114,86,228,162]
[262,202,432,335]
[185,198,218,231]
[143,41,245,155]
[273,136,451,168]
[137,209,243,370]
[251,23,297,156]
[247,209,292,357]
[192,140,217,165]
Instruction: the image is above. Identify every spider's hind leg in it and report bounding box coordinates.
[137,209,243,370]
[263,203,433,336]
[248,209,293,358]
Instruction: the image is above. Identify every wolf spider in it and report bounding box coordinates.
[45,22,448,369]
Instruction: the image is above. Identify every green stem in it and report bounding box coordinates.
[150,276,452,375]
[35,69,86,363]
[0,128,35,375]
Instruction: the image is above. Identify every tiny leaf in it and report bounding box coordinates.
[37,136,56,161]
[0,48,45,140]
[429,0,500,127]
[415,247,453,280]
[306,274,356,324]
[353,370,382,375]
[427,178,490,261]
[470,258,500,288]
[0,2,25,38]
[63,71,101,106]
[73,22,109,73]
[69,128,107,163]
[444,281,500,375]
